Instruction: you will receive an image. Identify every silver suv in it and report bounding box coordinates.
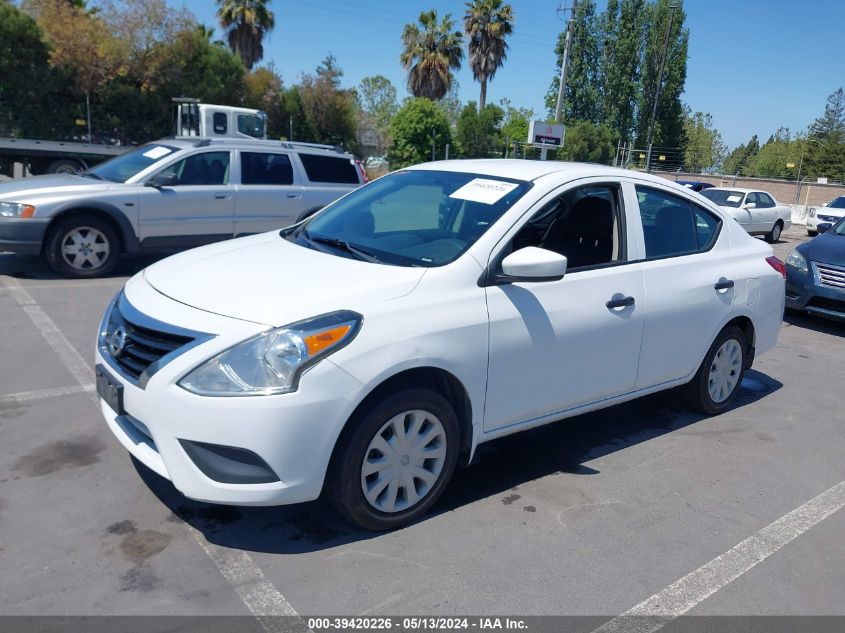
[0,138,365,277]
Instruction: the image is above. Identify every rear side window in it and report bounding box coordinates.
[636,186,721,259]
[241,152,293,185]
[298,153,359,184]
[212,112,227,134]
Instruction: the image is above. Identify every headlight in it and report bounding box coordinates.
[179,310,362,396]
[809,208,817,217]
[0,201,36,218]
[785,250,808,275]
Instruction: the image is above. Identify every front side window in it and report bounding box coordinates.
[510,184,624,270]
[237,114,265,138]
[745,192,760,207]
[87,144,179,182]
[290,170,531,267]
[757,192,775,207]
[636,186,721,259]
[299,153,359,184]
[155,151,230,186]
[241,152,293,185]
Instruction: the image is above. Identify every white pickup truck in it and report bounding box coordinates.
[699,187,791,243]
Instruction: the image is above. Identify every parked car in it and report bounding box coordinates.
[699,187,791,243]
[806,195,845,236]
[0,138,365,277]
[95,160,785,530]
[676,180,715,192]
[785,216,845,320]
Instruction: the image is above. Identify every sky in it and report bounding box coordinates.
[185,0,845,149]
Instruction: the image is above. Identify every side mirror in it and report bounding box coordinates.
[145,174,174,189]
[817,222,833,233]
[744,202,757,209]
[497,247,568,283]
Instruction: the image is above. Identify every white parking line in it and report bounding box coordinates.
[1,274,305,630]
[591,479,845,633]
[0,384,92,405]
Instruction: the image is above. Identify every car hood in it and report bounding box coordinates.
[799,231,845,266]
[0,174,113,201]
[143,232,427,327]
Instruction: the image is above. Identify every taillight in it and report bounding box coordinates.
[766,256,786,279]
[354,159,368,184]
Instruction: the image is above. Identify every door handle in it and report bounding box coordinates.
[214,193,227,199]
[286,193,301,199]
[714,279,735,291]
[606,295,635,309]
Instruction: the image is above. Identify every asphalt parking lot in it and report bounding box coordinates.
[0,224,843,627]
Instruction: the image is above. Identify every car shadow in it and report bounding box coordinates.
[0,252,166,280]
[134,369,782,555]
[784,312,845,337]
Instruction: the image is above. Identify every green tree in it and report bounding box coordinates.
[216,0,275,70]
[682,109,726,172]
[401,10,464,101]
[723,135,760,176]
[804,88,845,180]
[560,121,615,163]
[498,98,533,154]
[546,0,602,124]
[298,55,358,150]
[388,98,452,168]
[747,128,799,179]
[357,75,399,156]
[456,101,503,157]
[463,0,513,110]
[435,80,464,128]
[244,65,286,139]
[601,0,647,142]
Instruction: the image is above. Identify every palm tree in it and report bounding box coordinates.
[464,0,513,110]
[216,0,275,70]
[401,10,464,101]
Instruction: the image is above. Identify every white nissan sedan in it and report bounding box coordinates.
[95,160,785,530]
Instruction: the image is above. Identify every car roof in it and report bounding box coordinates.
[705,187,759,194]
[147,137,355,157]
[405,159,670,184]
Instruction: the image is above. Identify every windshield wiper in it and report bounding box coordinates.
[81,172,104,180]
[306,233,382,263]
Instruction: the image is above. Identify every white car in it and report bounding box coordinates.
[95,160,785,530]
[699,187,792,243]
[806,196,845,236]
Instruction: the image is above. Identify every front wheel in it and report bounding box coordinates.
[327,388,459,531]
[685,326,747,415]
[45,215,119,278]
[807,229,818,237]
[765,221,782,243]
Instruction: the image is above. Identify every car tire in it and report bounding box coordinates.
[327,388,460,531]
[45,215,119,278]
[807,229,818,237]
[47,159,84,175]
[765,221,783,243]
[685,325,747,415]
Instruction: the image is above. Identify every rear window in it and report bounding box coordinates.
[241,152,293,185]
[298,153,359,184]
[700,189,744,208]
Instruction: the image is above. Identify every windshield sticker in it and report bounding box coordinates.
[143,146,172,160]
[727,195,742,203]
[449,178,519,205]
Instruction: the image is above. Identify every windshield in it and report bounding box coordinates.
[700,189,744,208]
[827,196,845,209]
[87,144,179,182]
[290,170,532,267]
[832,217,845,235]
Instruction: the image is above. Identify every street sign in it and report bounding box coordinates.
[528,121,565,147]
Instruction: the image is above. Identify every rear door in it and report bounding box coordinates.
[633,184,736,388]
[234,150,306,235]
[137,150,235,246]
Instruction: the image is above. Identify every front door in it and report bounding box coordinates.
[137,150,235,246]
[484,182,646,432]
[235,150,308,235]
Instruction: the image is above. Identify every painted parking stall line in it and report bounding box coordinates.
[2,273,307,631]
[591,480,845,633]
[0,384,91,405]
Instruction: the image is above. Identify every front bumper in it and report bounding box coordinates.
[96,278,366,506]
[785,263,845,320]
[807,214,844,232]
[0,217,50,254]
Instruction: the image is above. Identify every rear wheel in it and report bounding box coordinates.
[45,215,119,278]
[765,221,782,243]
[47,159,84,175]
[685,325,747,415]
[327,388,459,531]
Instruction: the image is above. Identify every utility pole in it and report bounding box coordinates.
[645,2,678,172]
[554,0,578,125]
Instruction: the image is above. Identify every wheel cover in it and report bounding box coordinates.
[772,224,781,240]
[708,339,743,404]
[61,226,110,270]
[360,409,447,514]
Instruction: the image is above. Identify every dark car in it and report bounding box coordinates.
[677,180,716,192]
[785,217,845,320]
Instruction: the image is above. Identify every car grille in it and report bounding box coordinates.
[100,293,206,386]
[815,263,845,289]
[807,297,845,314]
